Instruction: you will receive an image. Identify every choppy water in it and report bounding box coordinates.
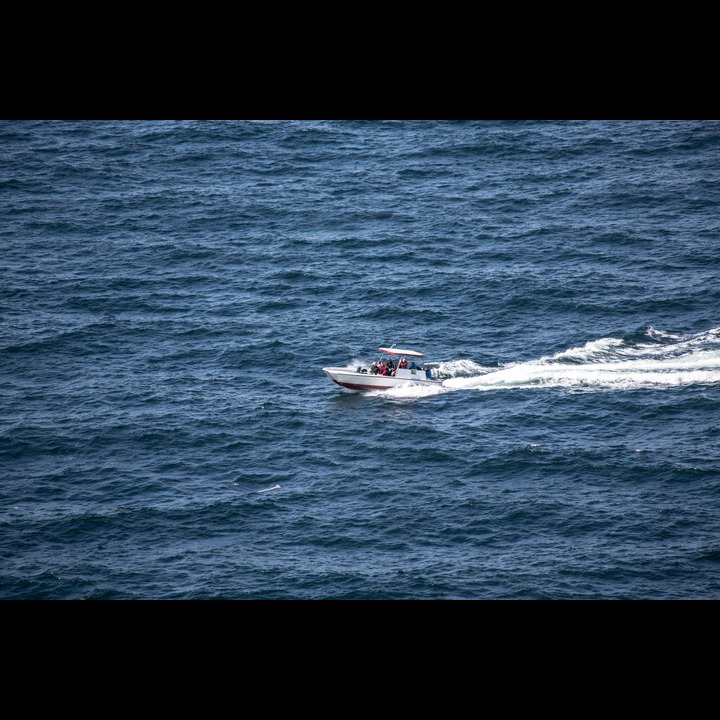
[2,119,720,599]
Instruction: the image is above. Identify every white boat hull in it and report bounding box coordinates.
[322,366,441,392]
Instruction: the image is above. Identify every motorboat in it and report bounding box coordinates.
[322,346,442,392]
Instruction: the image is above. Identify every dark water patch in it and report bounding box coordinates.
[698,549,720,563]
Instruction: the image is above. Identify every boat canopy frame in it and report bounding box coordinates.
[377,346,425,358]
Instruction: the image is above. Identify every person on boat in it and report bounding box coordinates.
[377,361,388,376]
[398,356,408,369]
[409,360,416,369]
[386,358,396,373]
[369,361,378,375]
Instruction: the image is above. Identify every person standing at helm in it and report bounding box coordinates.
[398,356,408,369]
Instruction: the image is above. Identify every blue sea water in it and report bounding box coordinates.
[1,119,720,600]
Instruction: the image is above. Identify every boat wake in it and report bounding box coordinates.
[377,327,720,397]
[444,326,720,393]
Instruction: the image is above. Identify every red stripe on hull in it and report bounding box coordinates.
[332,379,393,391]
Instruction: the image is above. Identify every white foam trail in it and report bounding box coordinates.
[441,327,720,392]
[435,358,491,377]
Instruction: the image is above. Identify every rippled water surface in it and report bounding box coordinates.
[2,120,720,599]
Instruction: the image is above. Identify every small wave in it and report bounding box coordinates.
[547,337,624,363]
[646,327,683,342]
[435,358,491,378]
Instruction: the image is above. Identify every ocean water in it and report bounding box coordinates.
[2,119,720,600]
